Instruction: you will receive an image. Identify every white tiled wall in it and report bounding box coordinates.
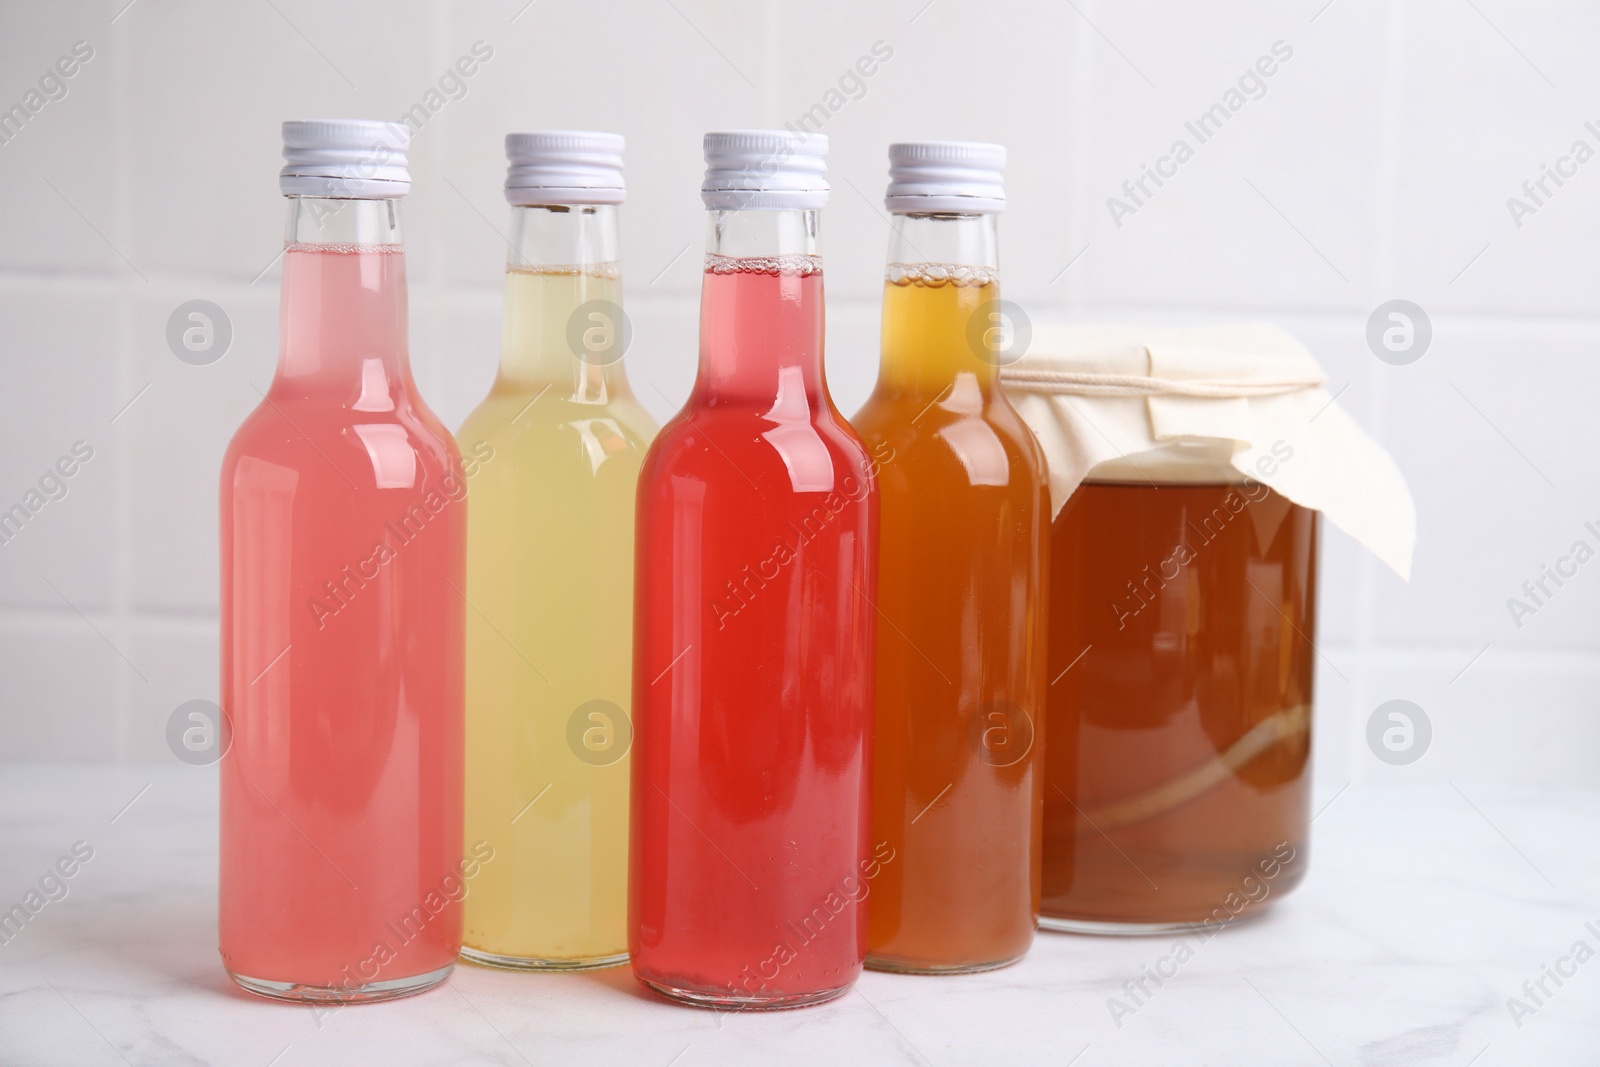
[1,0,1592,783]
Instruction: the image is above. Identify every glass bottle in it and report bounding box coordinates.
[629,131,877,1009]
[219,120,465,1001]
[852,142,1046,973]
[1043,447,1315,931]
[458,132,656,969]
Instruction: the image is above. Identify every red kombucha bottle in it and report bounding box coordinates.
[629,131,879,1009]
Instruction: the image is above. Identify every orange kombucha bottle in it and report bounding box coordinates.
[852,143,1047,973]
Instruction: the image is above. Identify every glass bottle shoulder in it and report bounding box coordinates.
[223,388,461,500]
[457,382,658,479]
[642,393,874,502]
[853,376,1045,495]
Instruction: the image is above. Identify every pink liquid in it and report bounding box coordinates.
[630,261,878,1007]
[219,244,466,995]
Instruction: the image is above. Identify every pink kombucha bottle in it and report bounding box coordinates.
[218,120,466,1003]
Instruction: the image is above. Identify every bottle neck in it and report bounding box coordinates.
[499,204,629,402]
[878,212,1001,399]
[695,208,826,405]
[276,197,411,399]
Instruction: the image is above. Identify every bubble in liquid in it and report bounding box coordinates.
[887,262,998,288]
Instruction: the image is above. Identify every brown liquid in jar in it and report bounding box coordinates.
[1043,481,1315,929]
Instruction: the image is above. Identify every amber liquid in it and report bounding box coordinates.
[1043,481,1315,929]
[854,268,1047,972]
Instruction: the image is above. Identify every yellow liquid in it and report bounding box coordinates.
[457,266,657,967]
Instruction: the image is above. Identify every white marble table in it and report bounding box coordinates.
[0,765,1593,1066]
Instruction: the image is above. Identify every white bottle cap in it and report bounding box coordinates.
[280,119,410,198]
[701,130,828,210]
[885,141,1005,214]
[505,131,625,207]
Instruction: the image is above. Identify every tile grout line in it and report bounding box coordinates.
[426,0,450,291]
[110,0,137,761]
[1065,0,1096,310]
[1347,0,1410,789]
[4,274,1600,336]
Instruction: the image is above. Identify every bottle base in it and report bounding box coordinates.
[864,951,1027,975]
[226,961,454,1004]
[637,975,852,1011]
[460,946,629,972]
[1039,910,1266,937]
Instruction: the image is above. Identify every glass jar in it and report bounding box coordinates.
[1041,442,1315,932]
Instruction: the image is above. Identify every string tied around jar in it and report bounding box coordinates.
[1001,366,1325,399]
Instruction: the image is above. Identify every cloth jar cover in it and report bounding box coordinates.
[1000,322,1415,579]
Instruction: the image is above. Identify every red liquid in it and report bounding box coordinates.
[629,261,877,1008]
[219,244,466,997]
